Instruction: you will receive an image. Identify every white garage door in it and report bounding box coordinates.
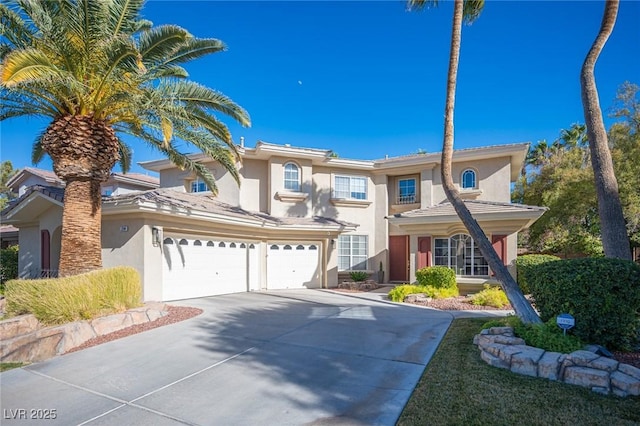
[162,236,259,301]
[266,243,321,290]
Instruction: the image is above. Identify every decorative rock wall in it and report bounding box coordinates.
[0,302,167,363]
[474,327,640,397]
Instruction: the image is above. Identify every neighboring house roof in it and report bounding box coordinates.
[6,167,64,190]
[0,225,19,235]
[5,167,159,193]
[106,172,160,188]
[1,185,66,224]
[387,200,547,227]
[104,189,358,232]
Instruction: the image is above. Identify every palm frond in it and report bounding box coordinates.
[137,24,188,64]
[1,48,61,85]
[31,132,47,165]
[160,37,226,66]
[159,80,251,127]
[116,137,132,173]
[0,3,35,50]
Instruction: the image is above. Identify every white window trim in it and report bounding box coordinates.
[337,235,369,271]
[461,169,477,190]
[331,174,368,202]
[190,178,210,193]
[433,234,489,277]
[397,177,417,204]
[283,162,301,192]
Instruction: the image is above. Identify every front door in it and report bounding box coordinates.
[389,235,409,282]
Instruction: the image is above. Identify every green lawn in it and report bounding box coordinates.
[0,362,24,372]
[398,318,640,426]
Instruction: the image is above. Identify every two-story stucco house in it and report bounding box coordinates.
[1,141,545,301]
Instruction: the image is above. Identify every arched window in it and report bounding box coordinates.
[433,234,488,276]
[179,239,188,246]
[163,238,174,245]
[461,169,476,189]
[284,162,300,191]
[193,240,202,246]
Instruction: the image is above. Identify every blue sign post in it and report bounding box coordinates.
[556,313,575,336]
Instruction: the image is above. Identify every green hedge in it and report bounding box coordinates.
[528,258,640,350]
[415,266,456,290]
[515,254,561,294]
[5,266,142,325]
[0,246,19,292]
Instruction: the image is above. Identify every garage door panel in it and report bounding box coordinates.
[267,243,321,290]
[162,236,256,301]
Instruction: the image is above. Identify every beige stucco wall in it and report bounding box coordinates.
[158,161,240,206]
[239,158,268,212]
[267,156,314,217]
[313,166,380,273]
[17,225,39,278]
[101,217,157,300]
[431,156,512,204]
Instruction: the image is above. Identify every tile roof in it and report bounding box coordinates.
[1,185,66,216]
[391,200,547,219]
[105,189,357,229]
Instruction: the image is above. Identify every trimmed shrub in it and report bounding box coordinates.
[470,285,509,308]
[5,266,142,325]
[0,246,19,292]
[416,266,456,290]
[388,285,424,302]
[481,316,584,353]
[388,283,458,302]
[528,258,640,350]
[349,271,369,282]
[515,254,561,294]
[424,285,458,299]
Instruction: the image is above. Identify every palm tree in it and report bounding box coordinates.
[408,0,541,323]
[1,0,250,276]
[580,0,631,260]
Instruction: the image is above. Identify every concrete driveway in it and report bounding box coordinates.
[1,290,453,425]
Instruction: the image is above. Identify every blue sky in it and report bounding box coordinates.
[1,0,638,174]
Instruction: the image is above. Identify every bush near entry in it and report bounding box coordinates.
[5,266,142,325]
[470,285,509,308]
[528,258,640,351]
[416,266,457,290]
[515,254,561,294]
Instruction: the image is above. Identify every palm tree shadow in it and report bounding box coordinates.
[181,291,451,425]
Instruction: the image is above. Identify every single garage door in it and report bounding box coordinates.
[162,236,259,301]
[266,243,321,290]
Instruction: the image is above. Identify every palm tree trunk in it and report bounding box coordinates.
[442,0,541,323]
[58,178,103,276]
[581,0,631,260]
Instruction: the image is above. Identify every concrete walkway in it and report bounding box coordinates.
[1,290,454,426]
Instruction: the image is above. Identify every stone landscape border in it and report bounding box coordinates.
[474,327,640,397]
[0,303,167,363]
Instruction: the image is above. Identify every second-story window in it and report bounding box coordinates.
[191,178,208,193]
[397,178,416,204]
[461,169,477,189]
[334,175,367,200]
[284,162,300,191]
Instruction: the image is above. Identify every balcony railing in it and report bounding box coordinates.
[396,194,416,205]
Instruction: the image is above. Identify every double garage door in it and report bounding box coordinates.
[162,235,321,301]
